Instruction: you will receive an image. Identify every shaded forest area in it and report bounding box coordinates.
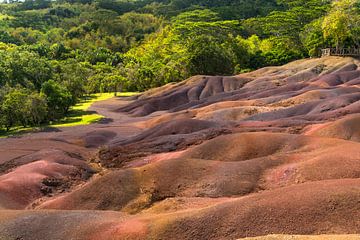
[0,0,359,130]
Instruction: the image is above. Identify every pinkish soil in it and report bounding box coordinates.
[1,56,360,240]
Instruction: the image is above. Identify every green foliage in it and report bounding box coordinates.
[301,18,326,57]
[142,0,279,19]
[122,18,245,90]
[0,92,137,137]
[0,49,53,90]
[1,88,29,130]
[0,87,47,130]
[172,9,221,22]
[187,35,235,75]
[322,0,359,49]
[25,92,48,126]
[41,79,73,119]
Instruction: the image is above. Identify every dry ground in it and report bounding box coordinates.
[1,56,360,240]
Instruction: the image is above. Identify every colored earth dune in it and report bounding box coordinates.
[1,56,360,240]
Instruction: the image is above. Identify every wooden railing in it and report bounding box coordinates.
[321,48,360,57]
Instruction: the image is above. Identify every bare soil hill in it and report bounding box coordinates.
[0,56,360,240]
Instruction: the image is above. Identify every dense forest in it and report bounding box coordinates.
[0,0,359,130]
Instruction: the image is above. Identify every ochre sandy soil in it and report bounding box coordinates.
[1,56,360,240]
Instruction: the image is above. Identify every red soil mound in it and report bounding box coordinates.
[146,179,360,239]
[305,113,360,142]
[80,130,117,148]
[119,57,359,119]
[1,179,360,239]
[39,133,360,218]
[98,118,230,168]
[0,149,94,209]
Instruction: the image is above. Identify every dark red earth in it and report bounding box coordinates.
[1,56,360,240]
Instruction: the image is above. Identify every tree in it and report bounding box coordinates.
[0,30,20,44]
[103,75,126,96]
[52,59,91,101]
[301,18,326,57]
[187,35,236,75]
[0,50,53,90]
[41,80,73,119]
[10,27,43,44]
[349,1,360,47]
[18,0,52,10]
[49,43,70,59]
[172,9,221,23]
[1,88,28,130]
[25,92,48,126]
[322,0,356,49]
[232,35,264,71]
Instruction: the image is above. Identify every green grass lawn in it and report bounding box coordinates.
[0,92,138,138]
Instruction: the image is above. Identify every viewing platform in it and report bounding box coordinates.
[321,48,360,57]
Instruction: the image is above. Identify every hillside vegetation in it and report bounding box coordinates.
[0,0,359,131]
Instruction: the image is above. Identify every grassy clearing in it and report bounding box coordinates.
[0,92,138,138]
[50,92,115,128]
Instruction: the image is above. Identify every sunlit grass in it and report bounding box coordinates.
[0,92,139,137]
[51,113,104,128]
[51,92,115,128]
[73,93,114,111]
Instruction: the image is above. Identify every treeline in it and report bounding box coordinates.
[0,1,161,130]
[0,0,359,130]
[0,45,127,130]
[121,0,360,89]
